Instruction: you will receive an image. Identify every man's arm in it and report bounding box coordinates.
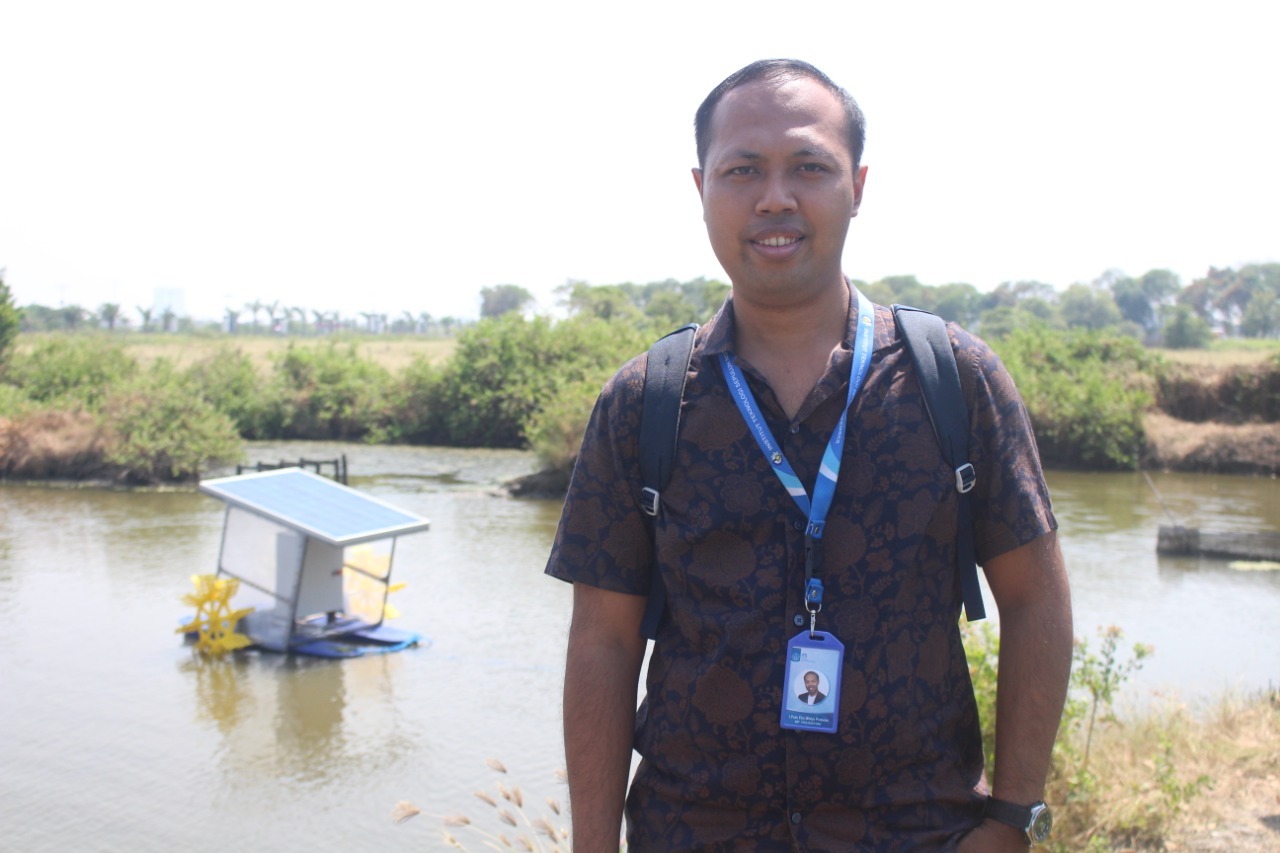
[960,530,1073,851]
[563,583,648,853]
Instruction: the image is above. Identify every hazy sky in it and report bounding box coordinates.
[2,1,1277,323]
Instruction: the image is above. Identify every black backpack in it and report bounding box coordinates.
[637,306,984,640]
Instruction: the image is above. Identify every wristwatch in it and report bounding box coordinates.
[983,797,1053,845]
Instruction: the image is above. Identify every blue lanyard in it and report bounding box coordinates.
[719,289,875,604]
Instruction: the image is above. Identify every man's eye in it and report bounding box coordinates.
[798,163,827,173]
[727,166,756,176]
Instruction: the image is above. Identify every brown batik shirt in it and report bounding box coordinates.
[546,293,1057,851]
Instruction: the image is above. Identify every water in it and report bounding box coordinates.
[1,444,1276,849]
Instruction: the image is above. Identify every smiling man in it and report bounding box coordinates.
[546,59,1072,852]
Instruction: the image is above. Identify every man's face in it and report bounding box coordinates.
[692,76,866,308]
[804,672,820,695]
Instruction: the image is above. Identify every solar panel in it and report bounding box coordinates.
[199,468,430,546]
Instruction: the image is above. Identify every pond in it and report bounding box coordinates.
[1,442,1276,848]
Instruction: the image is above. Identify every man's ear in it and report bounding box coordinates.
[851,164,868,218]
[692,167,704,199]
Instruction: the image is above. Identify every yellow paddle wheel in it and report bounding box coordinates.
[177,574,255,656]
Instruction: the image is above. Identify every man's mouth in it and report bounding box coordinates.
[754,235,802,248]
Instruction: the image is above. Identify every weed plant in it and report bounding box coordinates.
[962,622,1218,850]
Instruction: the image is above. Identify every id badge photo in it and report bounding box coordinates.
[780,630,845,734]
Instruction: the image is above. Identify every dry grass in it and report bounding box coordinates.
[16,332,458,373]
[1143,412,1280,475]
[1074,693,1280,851]
[1156,344,1280,367]
[0,410,112,478]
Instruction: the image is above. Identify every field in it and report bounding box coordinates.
[17,332,459,373]
[1156,339,1280,366]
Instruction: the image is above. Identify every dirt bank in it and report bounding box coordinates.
[1143,412,1280,476]
[1145,358,1280,476]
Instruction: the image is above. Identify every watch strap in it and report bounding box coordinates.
[983,796,1032,829]
[984,797,1051,845]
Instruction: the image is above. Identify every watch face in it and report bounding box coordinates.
[1030,805,1053,843]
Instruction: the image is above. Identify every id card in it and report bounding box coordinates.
[780,630,845,734]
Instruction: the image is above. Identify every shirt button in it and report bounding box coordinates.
[791,811,802,824]
[792,520,804,531]
[789,423,800,434]
[793,614,805,627]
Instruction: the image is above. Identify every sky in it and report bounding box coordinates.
[2,1,1277,324]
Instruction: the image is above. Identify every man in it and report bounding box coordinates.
[799,671,826,705]
[546,59,1072,851]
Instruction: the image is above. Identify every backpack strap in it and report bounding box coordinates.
[638,323,698,639]
[892,305,986,621]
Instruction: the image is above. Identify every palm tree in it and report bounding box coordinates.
[264,300,281,333]
[245,300,263,332]
[137,305,153,333]
[292,306,308,336]
[311,309,328,335]
[161,307,176,333]
[224,308,241,333]
[98,303,121,332]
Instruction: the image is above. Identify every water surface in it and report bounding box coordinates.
[1,444,1276,849]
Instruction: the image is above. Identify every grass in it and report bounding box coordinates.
[14,331,458,373]
[1062,691,1280,851]
[1156,338,1280,367]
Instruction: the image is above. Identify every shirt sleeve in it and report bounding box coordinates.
[543,355,655,596]
[953,325,1058,564]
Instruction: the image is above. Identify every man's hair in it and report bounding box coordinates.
[694,59,866,171]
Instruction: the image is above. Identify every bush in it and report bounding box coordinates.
[996,327,1159,469]
[4,335,137,409]
[100,360,243,484]
[270,342,392,440]
[184,346,282,438]
[423,314,647,448]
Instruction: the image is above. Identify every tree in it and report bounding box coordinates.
[1060,284,1122,331]
[98,303,122,332]
[561,282,642,322]
[1163,305,1212,349]
[1241,291,1280,338]
[137,305,153,333]
[480,284,533,318]
[245,300,263,332]
[0,270,20,365]
[224,308,241,334]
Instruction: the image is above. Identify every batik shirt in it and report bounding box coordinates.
[546,293,1057,851]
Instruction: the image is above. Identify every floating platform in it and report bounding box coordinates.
[195,468,431,656]
[1157,524,1280,562]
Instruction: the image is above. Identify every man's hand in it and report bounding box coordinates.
[562,584,647,853]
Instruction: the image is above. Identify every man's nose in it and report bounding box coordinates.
[755,172,797,216]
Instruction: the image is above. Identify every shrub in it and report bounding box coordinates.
[100,360,242,484]
[996,327,1159,469]
[423,314,646,448]
[184,346,282,438]
[4,335,137,409]
[271,342,392,440]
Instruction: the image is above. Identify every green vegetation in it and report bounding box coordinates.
[5,269,1278,484]
[962,623,1246,851]
[998,326,1159,469]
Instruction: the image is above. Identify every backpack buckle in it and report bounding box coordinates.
[955,463,976,494]
[641,487,660,517]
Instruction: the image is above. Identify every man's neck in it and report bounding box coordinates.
[732,277,851,419]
